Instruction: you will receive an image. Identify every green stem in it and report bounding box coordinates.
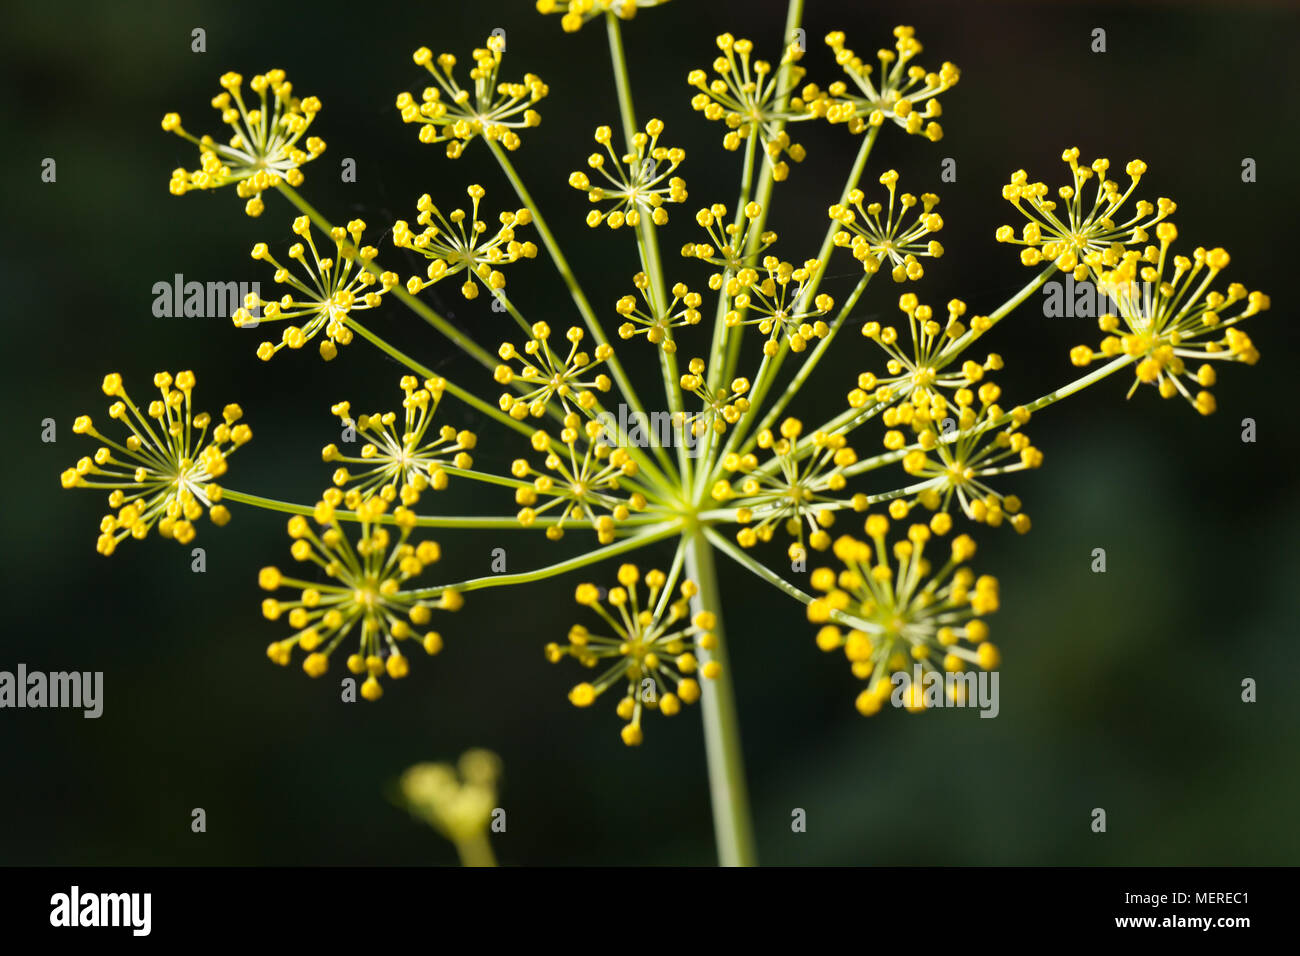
[486,141,662,451]
[714,272,871,483]
[714,0,811,393]
[678,0,809,867]
[219,488,668,529]
[724,0,806,311]
[606,14,688,483]
[704,132,759,397]
[692,128,877,498]
[683,527,756,866]
[988,353,1136,427]
[409,520,683,597]
[453,831,497,868]
[343,318,541,442]
[741,126,876,419]
[606,14,667,320]
[805,125,879,299]
[704,526,813,607]
[488,141,680,490]
[706,526,874,631]
[938,264,1058,370]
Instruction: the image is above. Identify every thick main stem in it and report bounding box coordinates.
[454,832,497,868]
[683,529,756,866]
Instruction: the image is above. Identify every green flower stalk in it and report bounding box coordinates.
[400,749,503,867]
[59,0,1271,867]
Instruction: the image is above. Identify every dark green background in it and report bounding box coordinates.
[2,0,1297,865]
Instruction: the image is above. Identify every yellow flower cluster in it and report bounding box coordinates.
[679,358,751,437]
[547,564,718,745]
[688,34,826,181]
[238,217,398,361]
[396,36,546,156]
[569,120,687,228]
[1070,236,1269,414]
[321,376,477,507]
[163,70,324,216]
[126,3,1271,753]
[260,495,462,701]
[895,389,1038,531]
[537,0,671,33]
[724,257,834,355]
[1000,150,1269,411]
[681,202,777,287]
[817,28,957,141]
[852,294,1000,410]
[615,272,703,353]
[511,422,645,543]
[830,170,944,281]
[716,418,856,560]
[495,322,614,419]
[808,516,999,715]
[997,149,1172,278]
[394,186,538,300]
[62,372,248,553]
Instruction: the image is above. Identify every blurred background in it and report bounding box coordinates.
[2,0,1297,865]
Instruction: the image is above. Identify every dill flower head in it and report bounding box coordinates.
[818,28,956,141]
[851,294,1000,410]
[615,272,703,352]
[718,418,856,558]
[895,390,1038,532]
[996,149,1174,279]
[830,170,944,281]
[536,0,670,32]
[401,749,502,844]
[162,69,324,217]
[569,120,687,229]
[1068,232,1270,414]
[682,202,777,286]
[678,358,750,435]
[688,34,823,181]
[724,256,833,355]
[495,322,614,419]
[546,564,718,745]
[808,517,999,715]
[396,36,547,157]
[63,372,249,554]
[321,376,477,507]
[394,185,538,300]
[237,217,398,362]
[512,418,645,543]
[260,494,462,701]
